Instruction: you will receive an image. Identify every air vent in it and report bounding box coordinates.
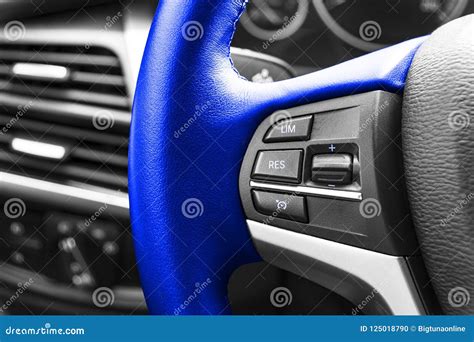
[0,44,130,192]
[0,45,129,110]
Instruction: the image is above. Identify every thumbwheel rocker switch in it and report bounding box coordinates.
[311,153,353,186]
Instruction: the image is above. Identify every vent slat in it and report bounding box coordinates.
[0,72,127,91]
[71,71,125,87]
[0,49,120,68]
[0,93,130,128]
[0,150,128,191]
[0,80,130,109]
[0,65,10,75]
[0,44,130,192]
[72,148,128,169]
[0,115,128,147]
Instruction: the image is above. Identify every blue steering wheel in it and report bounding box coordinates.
[129,0,427,315]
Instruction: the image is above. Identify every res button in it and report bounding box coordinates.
[252,150,303,183]
[264,115,313,143]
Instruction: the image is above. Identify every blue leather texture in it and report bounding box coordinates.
[129,0,427,315]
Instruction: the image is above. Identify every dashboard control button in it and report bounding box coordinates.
[252,150,303,183]
[264,115,313,142]
[312,154,353,185]
[252,190,308,223]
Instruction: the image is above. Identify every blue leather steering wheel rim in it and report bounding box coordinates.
[129,0,426,315]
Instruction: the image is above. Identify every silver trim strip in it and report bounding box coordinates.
[247,220,425,315]
[0,172,129,210]
[250,180,362,201]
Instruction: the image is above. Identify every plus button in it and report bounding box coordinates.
[329,144,336,152]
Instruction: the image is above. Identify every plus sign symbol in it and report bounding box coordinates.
[328,144,336,152]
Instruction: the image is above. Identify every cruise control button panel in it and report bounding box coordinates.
[252,190,308,223]
[252,150,302,183]
[240,91,419,256]
[264,115,313,143]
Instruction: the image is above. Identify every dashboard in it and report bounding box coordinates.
[234,0,474,74]
[0,0,471,315]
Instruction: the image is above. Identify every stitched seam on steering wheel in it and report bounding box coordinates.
[228,0,249,81]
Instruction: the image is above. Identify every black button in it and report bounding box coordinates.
[252,190,308,223]
[264,115,313,143]
[252,150,303,183]
[312,154,353,185]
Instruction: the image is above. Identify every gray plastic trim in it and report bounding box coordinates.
[247,219,426,315]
